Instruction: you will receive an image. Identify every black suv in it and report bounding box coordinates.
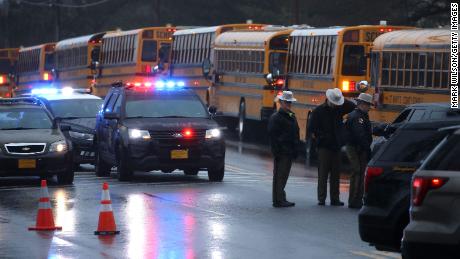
[94,82,226,181]
[371,103,460,155]
[359,117,460,252]
[0,98,74,184]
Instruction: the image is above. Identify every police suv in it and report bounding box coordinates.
[31,87,103,167]
[94,81,225,181]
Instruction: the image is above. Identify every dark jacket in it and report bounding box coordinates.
[268,108,300,158]
[345,108,372,152]
[308,99,356,151]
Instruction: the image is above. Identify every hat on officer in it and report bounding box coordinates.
[278,91,297,102]
[326,88,344,106]
[356,93,373,105]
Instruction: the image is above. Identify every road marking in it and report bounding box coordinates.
[373,251,401,259]
[350,250,388,259]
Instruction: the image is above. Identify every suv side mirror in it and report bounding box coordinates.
[208,105,217,115]
[104,112,119,120]
[60,125,71,131]
[202,59,211,78]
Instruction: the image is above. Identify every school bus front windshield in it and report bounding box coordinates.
[342,45,366,76]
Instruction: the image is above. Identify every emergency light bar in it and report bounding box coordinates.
[31,87,91,96]
[126,80,186,90]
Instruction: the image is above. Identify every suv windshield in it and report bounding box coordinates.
[424,134,460,171]
[125,93,208,118]
[48,99,103,118]
[378,129,446,163]
[0,108,53,130]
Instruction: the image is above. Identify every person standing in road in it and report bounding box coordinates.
[268,91,300,208]
[345,93,373,209]
[308,88,356,206]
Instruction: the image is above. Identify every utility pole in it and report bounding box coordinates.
[52,0,61,41]
[0,0,9,47]
[154,0,161,25]
[292,0,300,25]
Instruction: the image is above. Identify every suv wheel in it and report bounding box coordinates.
[117,145,133,181]
[208,164,224,182]
[57,168,74,185]
[184,169,199,176]
[95,151,111,177]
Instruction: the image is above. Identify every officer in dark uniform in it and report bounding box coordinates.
[268,91,300,208]
[308,88,356,206]
[345,93,373,209]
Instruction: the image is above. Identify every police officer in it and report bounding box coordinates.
[308,88,356,206]
[345,93,373,209]
[268,91,300,208]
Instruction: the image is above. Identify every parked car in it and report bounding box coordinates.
[0,98,74,184]
[371,103,460,156]
[402,126,460,259]
[95,81,225,181]
[358,117,460,252]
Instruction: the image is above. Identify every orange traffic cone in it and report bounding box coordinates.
[94,182,120,235]
[29,180,62,231]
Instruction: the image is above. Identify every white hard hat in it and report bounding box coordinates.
[278,91,297,102]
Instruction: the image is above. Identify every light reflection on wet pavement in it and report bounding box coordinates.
[0,144,399,259]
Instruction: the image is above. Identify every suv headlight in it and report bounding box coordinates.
[128,129,151,140]
[69,131,94,141]
[50,140,68,152]
[205,128,221,139]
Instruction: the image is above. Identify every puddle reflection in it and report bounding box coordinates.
[125,193,199,259]
[53,190,75,232]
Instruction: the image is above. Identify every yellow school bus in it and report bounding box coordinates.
[94,27,176,97]
[15,43,56,94]
[0,48,18,98]
[212,28,292,137]
[170,24,266,105]
[54,32,106,91]
[286,25,412,142]
[370,29,451,123]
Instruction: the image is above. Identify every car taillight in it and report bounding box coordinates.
[364,166,384,193]
[342,80,356,92]
[412,177,448,206]
[43,72,51,81]
[275,78,285,88]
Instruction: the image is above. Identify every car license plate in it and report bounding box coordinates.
[18,159,36,169]
[171,149,188,159]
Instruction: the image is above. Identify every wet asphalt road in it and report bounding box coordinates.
[0,141,400,259]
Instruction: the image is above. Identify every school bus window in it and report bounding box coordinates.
[411,53,418,86]
[142,40,157,62]
[404,52,411,87]
[342,45,365,76]
[45,53,54,71]
[0,60,13,74]
[159,43,171,63]
[270,36,289,50]
[269,52,286,74]
[370,52,379,87]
